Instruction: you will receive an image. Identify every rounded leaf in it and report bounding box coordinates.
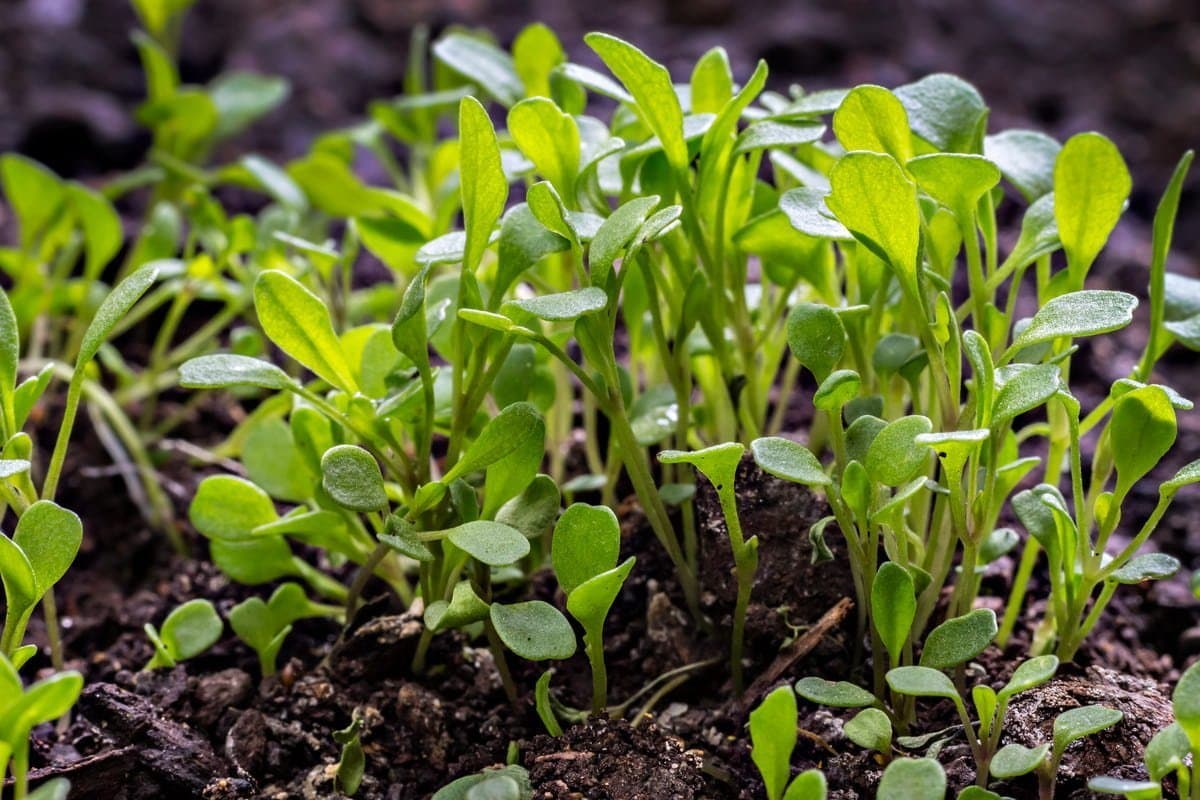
[552,503,621,594]
[13,500,82,596]
[750,437,830,487]
[844,707,892,753]
[886,666,959,701]
[795,676,876,708]
[1109,552,1180,584]
[919,608,997,670]
[786,303,845,381]
[446,521,531,566]
[872,562,916,665]
[866,416,933,487]
[990,743,1050,779]
[321,445,388,512]
[999,655,1059,700]
[179,354,297,392]
[489,600,576,661]
[190,475,278,540]
[877,758,946,800]
[1052,705,1123,755]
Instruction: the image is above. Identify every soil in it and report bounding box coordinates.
[4,0,1200,798]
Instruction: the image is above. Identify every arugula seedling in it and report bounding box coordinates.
[0,655,82,800]
[748,686,828,800]
[990,704,1123,798]
[659,444,755,694]
[551,503,635,714]
[229,582,343,677]
[333,710,365,796]
[143,598,223,670]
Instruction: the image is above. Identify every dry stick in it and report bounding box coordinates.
[742,597,854,709]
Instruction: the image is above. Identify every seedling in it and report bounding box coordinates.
[432,765,532,800]
[659,444,755,694]
[1090,657,1200,800]
[333,710,365,797]
[550,503,635,714]
[990,704,1123,798]
[748,686,828,800]
[0,655,82,800]
[0,502,82,662]
[143,598,223,670]
[229,582,343,677]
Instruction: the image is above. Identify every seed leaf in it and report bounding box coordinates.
[567,557,636,631]
[749,685,797,800]
[872,562,916,666]
[459,96,510,273]
[426,580,491,632]
[586,34,687,172]
[146,599,222,669]
[489,600,576,661]
[1163,459,1200,496]
[79,265,160,366]
[778,187,852,240]
[1053,705,1123,756]
[1086,777,1163,799]
[866,416,933,487]
[990,743,1050,779]
[895,74,987,153]
[179,354,296,391]
[887,666,959,700]
[826,152,920,287]
[992,363,1062,426]
[254,271,358,393]
[190,475,278,540]
[446,402,544,482]
[552,503,621,594]
[750,437,830,487]
[433,33,522,106]
[1144,722,1190,782]
[1109,385,1176,499]
[1010,290,1137,351]
[589,196,661,284]
[444,521,530,567]
[906,153,1000,217]
[919,609,997,669]
[845,707,893,754]
[833,86,912,161]
[508,98,579,199]
[786,303,845,381]
[1110,552,1180,584]
[794,677,877,708]
[1054,132,1131,278]
[13,500,82,597]
[782,771,827,800]
[509,287,608,321]
[658,442,745,492]
[877,758,946,800]
[1176,661,1200,751]
[984,130,1061,200]
[999,655,1059,700]
[321,445,387,512]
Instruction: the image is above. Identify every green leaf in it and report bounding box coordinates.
[1010,290,1137,351]
[734,121,825,155]
[872,562,916,666]
[690,47,733,114]
[794,677,876,708]
[0,155,64,252]
[209,71,289,140]
[13,500,82,597]
[778,188,852,241]
[1162,459,1200,496]
[589,196,661,285]
[984,130,1061,200]
[445,402,544,482]
[321,445,387,512]
[1054,132,1131,278]
[1144,722,1190,782]
[919,608,997,670]
[379,515,434,563]
[782,770,827,800]
[509,287,608,321]
[514,23,566,99]
[242,418,314,503]
[826,152,921,289]
[1003,193,1060,272]
[585,33,687,172]
[567,557,636,632]
[866,416,933,487]
[489,601,576,661]
[189,475,278,540]
[992,363,1062,427]
[1109,385,1176,499]
[0,534,37,655]
[432,767,532,800]
[508,98,579,199]
[886,666,959,701]
[78,265,160,366]
[999,655,1059,700]
[426,580,491,632]
[990,743,1050,778]
[877,758,946,800]
[495,475,561,540]
[146,599,222,669]
[1087,777,1163,800]
[750,437,830,487]
[1110,552,1180,584]
[813,370,862,413]
[786,303,845,381]
[895,74,987,154]
[433,33,522,106]
[445,521,530,566]
[459,96,510,273]
[333,712,365,796]
[832,86,912,162]
[1052,705,1123,756]
[1175,659,1200,751]
[179,354,296,391]
[844,707,892,753]
[25,777,72,800]
[67,182,122,278]
[906,153,1000,218]
[658,443,745,492]
[254,271,358,394]
[749,685,797,800]
[552,503,621,594]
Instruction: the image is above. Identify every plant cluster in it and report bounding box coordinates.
[1,1,1198,796]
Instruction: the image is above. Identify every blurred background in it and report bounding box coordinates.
[2,0,1198,263]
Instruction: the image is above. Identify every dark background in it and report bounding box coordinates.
[2,0,1199,261]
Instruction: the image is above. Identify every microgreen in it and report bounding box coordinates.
[748,686,828,800]
[0,655,83,800]
[143,598,223,670]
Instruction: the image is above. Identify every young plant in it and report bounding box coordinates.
[1090,657,1200,800]
[333,710,365,797]
[143,598,223,671]
[748,685,828,800]
[658,444,755,694]
[550,503,635,715]
[432,765,532,800]
[229,582,343,677]
[989,704,1124,798]
[0,655,83,800]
